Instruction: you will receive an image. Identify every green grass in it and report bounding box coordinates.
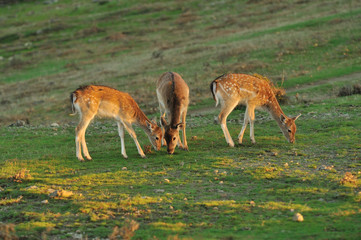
[1,0,361,239]
[1,95,360,239]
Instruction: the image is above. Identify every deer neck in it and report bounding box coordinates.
[169,103,182,127]
[135,109,152,134]
[265,95,287,126]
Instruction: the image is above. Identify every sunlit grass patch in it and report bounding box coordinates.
[150,222,187,232]
[259,201,312,212]
[0,196,23,206]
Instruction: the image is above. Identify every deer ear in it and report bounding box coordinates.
[160,116,168,127]
[175,122,184,130]
[280,114,286,125]
[146,121,153,131]
[293,114,301,121]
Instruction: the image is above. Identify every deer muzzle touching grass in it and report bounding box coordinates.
[156,72,189,154]
[210,73,301,146]
[70,85,162,161]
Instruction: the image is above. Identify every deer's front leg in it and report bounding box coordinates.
[117,122,128,159]
[123,123,146,158]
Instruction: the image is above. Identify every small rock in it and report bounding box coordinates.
[0,56,4,61]
[293,213,304,222]
[50,123,59,128]
[219,181,224,184]
[122,167,127,171]
[41,200,49,204]
[72,233,83,240]
[26,185,38,190]
[213,207,218,210]
[155,189,164,193]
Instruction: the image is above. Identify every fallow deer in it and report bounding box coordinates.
[210,73,301,146]
[70,85,163,161]
[156,72,189,154]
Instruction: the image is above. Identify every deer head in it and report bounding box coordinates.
[146,120,163,151]
[161,116,183,154]
[280,114,301,143]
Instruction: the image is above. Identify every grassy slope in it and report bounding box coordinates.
[0,0,360,239]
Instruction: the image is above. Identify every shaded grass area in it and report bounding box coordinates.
[1,95,360,239]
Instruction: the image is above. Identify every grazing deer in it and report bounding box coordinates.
[70,85,163,161]
[156,72,189,154]
[210,73,301,146]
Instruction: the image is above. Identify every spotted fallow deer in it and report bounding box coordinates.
[156,72,189,154]
[210,73,301,146]
[70,85,163,161]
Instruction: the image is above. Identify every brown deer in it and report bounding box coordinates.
[156,72,189,154]
[210,73,301,146]
[70,85,163,161]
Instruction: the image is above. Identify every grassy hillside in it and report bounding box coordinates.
[1,0,361,124]
[0,0,361,239]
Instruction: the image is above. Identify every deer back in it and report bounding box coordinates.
[72,85,144,124]
[157,72,189,125]
[212,74,277,107]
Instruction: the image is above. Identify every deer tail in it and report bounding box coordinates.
[210,80,219,107]
[69,92,77,116]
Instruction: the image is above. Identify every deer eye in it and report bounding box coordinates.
[155,137,159,140]
[173,137,176,141]
[288,129,292,133]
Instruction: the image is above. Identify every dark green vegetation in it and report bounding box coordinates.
[1,0,360,239]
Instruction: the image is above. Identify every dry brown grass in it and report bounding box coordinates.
[109,219,139,240]
[0,223,18,240]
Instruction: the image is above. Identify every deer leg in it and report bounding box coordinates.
[238,107,250,144]
[75,127,83,162]
[180,110,188,151]
[218,102,238,147]
[160,113,167,146]
[117,122,128,159]
[248,106,256,144]
[123,123,146,158]
[75,114,94,161]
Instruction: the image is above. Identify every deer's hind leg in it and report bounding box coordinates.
[75,111,95,161]
[238,105,256,144]
[218,101,238,147]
